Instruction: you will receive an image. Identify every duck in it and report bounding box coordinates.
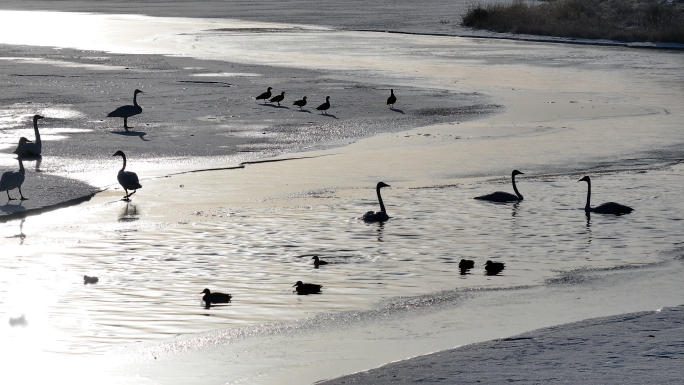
[107,89,144,131]
[312,255,328,267]
[458,259,475,269]
[1,137,31,201]
[484,260,505,275]
[474,170,524,202]
[83,275,99,284]
[316,96,331,115]
[293,281,322,295]
[362,182,390,222]
[14,115,44,156]
[386,89,396,108]
[578,176,633,215]
[112,150,142,200]
[9,314,28,328]
[201,288,232,307]
[269,91,285,106]
[256,87,273,103]
[293,96,307,110]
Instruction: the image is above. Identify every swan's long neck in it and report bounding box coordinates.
[33,118,41,144]
[511,173,523,200]
[120,154,127,172]
[584,180,591,211]
[17,146,25,173]
[376,186,386,214]
[133,92,139,107]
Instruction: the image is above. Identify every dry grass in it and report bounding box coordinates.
[462,0,684,43]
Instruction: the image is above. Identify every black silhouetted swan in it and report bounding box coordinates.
[108,89,143,131]
[113,150,142,200]
[270,91,285,106]
[578,176,633,215]
[312,255,328,267]
[1,137,31,200]
[293,96,307,110]
[362,182,390,222]
[484,260,505,275]
[83,275,99,284]
[316,96,331,115]
[387,89,396,108]
[293,281,322,295]
[474,170,524,202]
[256,87,272,103]
[201,288,232,307]
[14,115,44,156]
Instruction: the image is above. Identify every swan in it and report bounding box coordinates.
[113,150,142,200]
[83,275,99,284]
[293,281,322,295]
[1,137,31,200]
[256,87,273,103]
[201,288,232,307]
[293,96,307,110]
[578,176,633,215]
[474,170,524,202]
[316,96,331,115]
[270,91,285,106]
[362,182,390,222]
[13,115,44,156]
[107,89,143,131]
[312,255,328,267]
[484,260,505,275]
[387,89,396,108]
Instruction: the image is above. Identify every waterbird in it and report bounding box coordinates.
[312,255,328,267]
[269,91,286,106]
[578,176,633,215]
[316,96,331,115]
[293,96,307,110]
[14,115,44,156]
[387,89,396,108]
[256,87,273,103]
[362,182,390,222]
[201,288,232,307]
[83,275,99,284]
[9,314,28,328]
[458,259,475,269]
[113,150,142,200]
[474,170,524,202]
[1,137,31,201]
[293,281,322,295]
[484,260,505,275]
[107,89,143,131]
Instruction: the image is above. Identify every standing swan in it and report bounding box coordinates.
[1,137,31,200]
[108,89,144,131]
[362,182,390,222]
[113,150,142,200]
[474,170,524,202]
[14,115,44,156]
[578,176,633,215]
[387,89,396,109]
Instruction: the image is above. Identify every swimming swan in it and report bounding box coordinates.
[578,176,633,215]
[1,137,31,200]
[14,115,44,156]
[108,89,143,131]
[362,182,390,222]
[474,170,524,202]
[113,150,142,200]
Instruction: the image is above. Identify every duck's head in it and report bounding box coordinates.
[311,256,319,261]
[134,89,144,94]
[326,96,330,100]
[303,96,307,100]
[201,288,211,295]
[512,170,524,176]
[293,281,303,287]
[578,176,590,183]
[281,91,285,95]
[267,87,272,91]
[377,182,390,189]
[113,150,125,157]
[484,260,493,266]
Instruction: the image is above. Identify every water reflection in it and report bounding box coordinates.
[4,219,26,245]
[511,202,520,217]
[118,202,139,222]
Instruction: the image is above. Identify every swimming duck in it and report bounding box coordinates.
[578,176,633,215]
[201,288,232,307]
[83,275,99,284]
[484,260,505,275]
[458,259,475,269]
[293,281,322,295]
[256,87,273,103]
[474,170,524,202]
[107,89,143,131]
[312,255,328,267]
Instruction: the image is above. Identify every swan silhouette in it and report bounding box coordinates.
[293,281,322,295]
[201,288,232,307]
[1,137,31,200]
[256,87,273,103]
[113,150,142,200]
[387,89,396,108]
[316,96,331,115]
[293,96,307,110]
[108,89,143,131]
[578,176,633,215]
[14,115,44,156]
[270,91,285,106]
[474,170,524,202]
[312,255,328,267]
[362,182,390,222]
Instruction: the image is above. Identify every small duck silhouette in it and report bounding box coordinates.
[9,314,28,328]
[484,260,505,276]
[201,288,232,307]
[83,275,99,284]
[312,255,328,268]
[293,281,322,295]
[293,96,307,110]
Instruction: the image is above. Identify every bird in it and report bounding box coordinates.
[484,260,505,275]
[14,115,44,156]
[362,182,390,222]
[474,170,525,202]
[107,89,144,131]
[458,259,475,270]
[293,96,307,110]
[1,137,31,201]
[9,314,28,328]
[256,87,273,103]
[578,176,633,215]
[112,150,142,200]
[316,96,331,115]
[312,255,328,267]
[201,288,232,307]
[293,281,322,295]
[387,89,396,108]
[269,91,285,106]
[83,275,99,284]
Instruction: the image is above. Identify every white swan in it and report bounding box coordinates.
[578,176,633,215]
[108,89,143,131]
[1,137,31,200]
[474,170,524,202]
[113,150,142,200]
[13,115,44,156]
[362,182,390,222]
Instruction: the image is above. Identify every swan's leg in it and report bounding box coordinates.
[19,187,28,200]
[123,117,129,131]
[128,190,136,197]
[6,190,15,200]
[123,188,129,199]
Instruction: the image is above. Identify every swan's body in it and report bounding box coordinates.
[474,170,524,202]
[484,260,505,275]
[113,150,142,200]
[293,281,322,295]
[293,96,307,110]
[316,96,331,114]
[458,259,475,269]
[270,91,285,106]
[387,89,396,108]
[201,288,232,307]
[108,89,143,131]
[312,255,328,267]
[256,87,272,103]
[14,115,44,156]
[1,137,31,200]
[362,182,390,222]
[83,275,99,284]
[578,176,633,215]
